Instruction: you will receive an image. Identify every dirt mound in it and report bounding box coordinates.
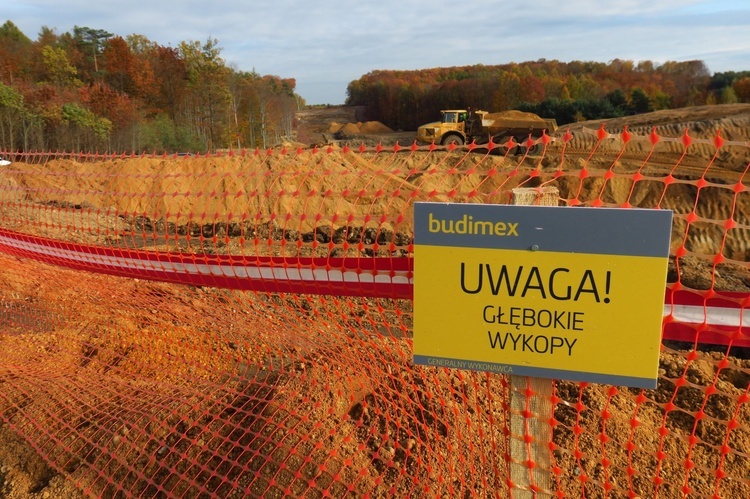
[327,121,395,136]
[326,121,343,133]
[484,110,546,122]
[359,121,394,133]
[335,122,361,139]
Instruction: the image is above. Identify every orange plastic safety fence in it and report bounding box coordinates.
[0,123,749,498]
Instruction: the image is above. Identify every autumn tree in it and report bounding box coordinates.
[258,77,297,146]
[41,45,81,89]
[58,102,112,150]
[227,69,260,148]
[733,77,750,103]
[14,79,63,150]
[232,74,297,148]
[720,87,739,104]
[82,82,139,150]
[491,72,522,110]
[179,38,231,149]
[149,45,188,121]
[24,26,58,83]
[520,74,545,103]
[0,82,24,148]
[0,21,33,83]
[101,36,137,94]
[656,60,710,107]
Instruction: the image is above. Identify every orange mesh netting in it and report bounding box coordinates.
[1,124,750,498]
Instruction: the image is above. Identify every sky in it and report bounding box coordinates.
[3,0,750,105]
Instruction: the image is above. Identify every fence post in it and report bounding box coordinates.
[508,186,558,498]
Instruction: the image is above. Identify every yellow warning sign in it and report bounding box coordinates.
[413,203,672,389]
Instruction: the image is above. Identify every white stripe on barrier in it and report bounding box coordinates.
[0,234,413,285]
[664,305,750,328]
[3,234,748,324]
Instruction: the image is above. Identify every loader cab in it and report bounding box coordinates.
[441,110,469,136]
[441,110,468,124]
[442,111,458,124]
[415,109,469,144]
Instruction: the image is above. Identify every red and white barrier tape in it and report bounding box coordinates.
[0,229,413,299]
[664,288,750,346]
[1,228,748,346]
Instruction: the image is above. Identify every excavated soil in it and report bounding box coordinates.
[1,104,750,498]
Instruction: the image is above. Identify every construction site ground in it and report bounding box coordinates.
[2,104,750,497]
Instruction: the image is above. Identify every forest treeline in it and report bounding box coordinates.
[0,21,302,153]
[345,60,750,131]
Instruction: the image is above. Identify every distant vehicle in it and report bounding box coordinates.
[416,108,557,153]
[0,157,10,166]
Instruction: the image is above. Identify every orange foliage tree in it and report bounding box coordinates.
[0,21,300,153]
[346,59,721,131]
[733,77,750,103]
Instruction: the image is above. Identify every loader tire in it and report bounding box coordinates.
[441,134,464,146]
